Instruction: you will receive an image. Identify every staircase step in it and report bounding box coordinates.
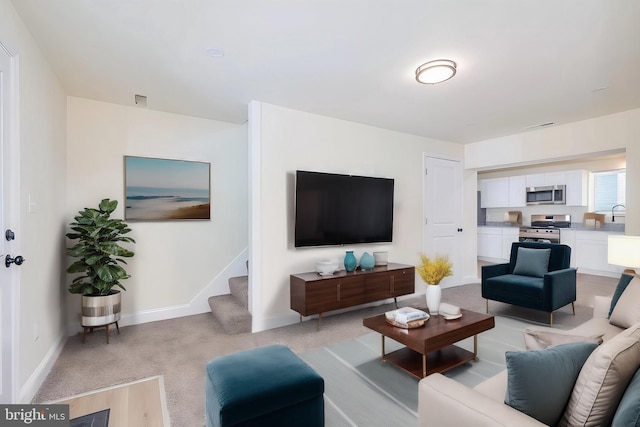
[229,275,249,309]
[208,294,251,334]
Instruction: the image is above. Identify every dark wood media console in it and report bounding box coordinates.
[290,263,415,330]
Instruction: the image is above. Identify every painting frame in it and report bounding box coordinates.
[124,156,211,221]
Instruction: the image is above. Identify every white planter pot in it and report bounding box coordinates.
[81,291,122,327]
[425,285,442,315]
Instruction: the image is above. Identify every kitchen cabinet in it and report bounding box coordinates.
[508,176,526,207]
[480,178,509,208]
[502,227,520,260]
[526,171,566,187]
[560,229,577,268]
[481,169,588,208]
[478,227,503,259]
[564,170,588,206]
[480,176,525,208]
[478,227,519,261]
[574,231,624,277]
[525,169,587,206]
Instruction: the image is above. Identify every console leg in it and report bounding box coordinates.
[572,302,575,315]
[486,299,489,314]
[394,297,398,309]
[550,312,553,326]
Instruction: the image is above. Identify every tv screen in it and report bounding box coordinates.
[294,170,394,247]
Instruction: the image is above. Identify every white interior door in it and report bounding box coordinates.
[0,42,19,404]
[423,156,462,288]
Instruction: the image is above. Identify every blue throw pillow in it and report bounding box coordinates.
[505,342,598,426]
[612,368,640,427]
[609,273,635,318]
[513,247,551,277]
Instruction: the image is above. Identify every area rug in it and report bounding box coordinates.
[440,282,592,329]
[48,375,170,427]
[299,316,530,427]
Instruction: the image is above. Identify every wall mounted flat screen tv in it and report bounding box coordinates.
[294,170,394,247]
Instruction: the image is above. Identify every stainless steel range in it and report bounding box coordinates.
[518,214,571,244]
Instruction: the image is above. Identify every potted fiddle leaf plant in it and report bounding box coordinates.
[416,253,453,315]
[66,199,135,329]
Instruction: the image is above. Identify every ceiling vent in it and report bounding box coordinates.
[134,94,147,107]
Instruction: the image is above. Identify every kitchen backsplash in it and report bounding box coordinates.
[485,205,625,227]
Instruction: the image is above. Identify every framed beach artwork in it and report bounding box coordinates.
[124,156,211,220]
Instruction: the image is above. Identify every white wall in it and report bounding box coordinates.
[66,97,248,328]
[249,101,466,331]
[466,109,640,234]
[0,0,68,402]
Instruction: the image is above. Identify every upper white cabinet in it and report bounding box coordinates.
[564,170,588,206]
[508,176,526,207]
[482,169,588,208]
[480,178,509,208]
[480,176,526,208]
[525,173,546,187]
[526,171,567,187]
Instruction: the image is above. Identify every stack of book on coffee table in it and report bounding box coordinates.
[384,307,430,328]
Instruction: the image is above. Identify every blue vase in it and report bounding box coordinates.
[344,251,357,272]
[360,252,375,271]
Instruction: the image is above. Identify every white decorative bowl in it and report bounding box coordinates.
[316,259,339,276]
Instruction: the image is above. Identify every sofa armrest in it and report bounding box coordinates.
[543,268,577,309]
[593,295,613,319]
[418,374,546,427]
[482,263,510,282]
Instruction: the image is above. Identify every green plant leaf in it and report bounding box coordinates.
[66,199,134,295]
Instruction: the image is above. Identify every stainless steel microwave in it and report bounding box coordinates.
[526,185,566,205]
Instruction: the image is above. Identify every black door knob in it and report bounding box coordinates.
[5,229,15,241]
[5,255,25,268]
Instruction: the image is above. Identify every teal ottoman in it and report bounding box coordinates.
[205,345,324,427]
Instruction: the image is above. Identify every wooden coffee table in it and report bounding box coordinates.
[363,308,495,378]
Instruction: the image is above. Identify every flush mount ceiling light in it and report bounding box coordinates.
[415,59,457,84]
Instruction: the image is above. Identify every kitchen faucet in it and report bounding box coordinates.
[611,204,625,222]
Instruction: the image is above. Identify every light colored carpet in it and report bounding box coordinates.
[33,274,616,427]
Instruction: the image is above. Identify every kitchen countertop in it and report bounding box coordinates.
[479,222,625,232]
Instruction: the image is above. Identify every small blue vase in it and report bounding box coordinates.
[360,252,375,271]
[344,251,357,272]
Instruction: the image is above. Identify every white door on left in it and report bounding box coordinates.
[0,42,20,404]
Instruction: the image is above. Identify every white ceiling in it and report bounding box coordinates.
[10,0,640,143]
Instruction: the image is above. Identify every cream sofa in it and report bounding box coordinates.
[418,295,632,427]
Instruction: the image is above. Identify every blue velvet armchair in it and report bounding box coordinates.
[481,242,577,325]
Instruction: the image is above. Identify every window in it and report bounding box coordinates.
[593,169,626,212]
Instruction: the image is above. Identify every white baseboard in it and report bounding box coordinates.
[67,248,249,335]
[20,331,66,403]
